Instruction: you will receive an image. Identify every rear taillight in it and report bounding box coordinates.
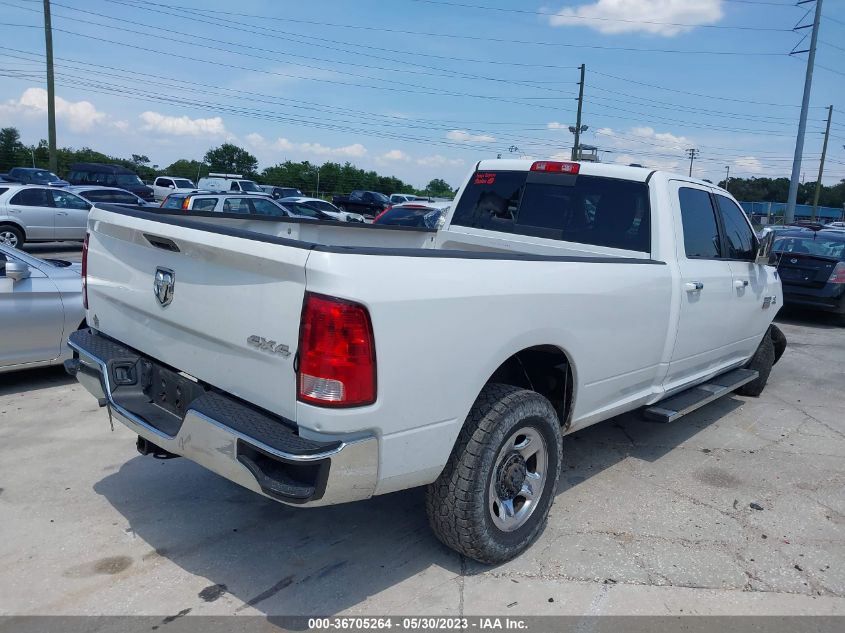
[829,262,845,284]
[297,293,376,407]
[373,206,391,224]
[81,233,89,309]
[181,196,191,211]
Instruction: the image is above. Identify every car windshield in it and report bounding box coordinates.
[286,203,322,219]
[30,170,60,183]
[239,180,261,192]
[773,234,845,260]
[373,192,390,203]
[115,174,144,186]
[173,179,194,188]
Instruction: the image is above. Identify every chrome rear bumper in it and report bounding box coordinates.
[66,329,378,507]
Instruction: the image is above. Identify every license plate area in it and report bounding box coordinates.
[143,362,206,420]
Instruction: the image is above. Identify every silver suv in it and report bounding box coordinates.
[0,184,91,247]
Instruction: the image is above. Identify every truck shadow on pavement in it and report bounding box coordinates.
[0,366,76,397]
[92,395,737,617]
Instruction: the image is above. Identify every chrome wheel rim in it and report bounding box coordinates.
[488,426,548,532]
[0,230,18,247]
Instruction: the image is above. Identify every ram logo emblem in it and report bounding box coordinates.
[247,335,291,358]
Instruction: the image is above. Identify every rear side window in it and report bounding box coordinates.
[715,195,755,260]
[451,172,651,252]
[192,198,218,212]
[222,198,250,214]
[10,188,51,207]
[156,178,173,188]
[0,188,8,196]
[679,188,721,259]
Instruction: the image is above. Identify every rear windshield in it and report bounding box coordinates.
[451,171,651,253]
[162,195,186,209]
[173,179,194,189]
[239,180,261,192]
[774,235,845,260]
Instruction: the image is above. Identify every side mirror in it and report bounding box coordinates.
[755,230,775,265]
[5,260,30,282]
[168,184,175,189]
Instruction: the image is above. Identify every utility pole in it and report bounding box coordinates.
[785,0,824,224]
[571,64,585,161]
[686,148,699,177]
[811,105,833,220]
[724,165,730,191]
[43,0,57,174]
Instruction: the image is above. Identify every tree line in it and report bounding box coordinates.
[0,128,456,197]
[720,176,844,209]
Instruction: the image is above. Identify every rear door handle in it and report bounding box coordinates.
[684,281,704,292]
[56,211,68,216]
[734,279,749,289]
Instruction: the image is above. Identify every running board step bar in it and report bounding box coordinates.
[644,368,759,423]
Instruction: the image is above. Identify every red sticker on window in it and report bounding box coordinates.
[474,172,496,185]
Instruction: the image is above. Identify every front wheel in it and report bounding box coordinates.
[425,383,563,564]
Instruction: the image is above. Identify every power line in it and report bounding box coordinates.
[406,0,794,31]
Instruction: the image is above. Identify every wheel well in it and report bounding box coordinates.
[487,345,574,429]
[0,221,25,238]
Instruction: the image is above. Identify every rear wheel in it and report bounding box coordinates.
[0,225,24,248]
[425,383,563,564]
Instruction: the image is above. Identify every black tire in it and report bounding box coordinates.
[0,224,24,248]
[737,331,775,397]
[425,383,563,564]
[770,324,787,364]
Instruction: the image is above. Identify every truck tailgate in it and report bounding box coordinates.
[84,206,309,422]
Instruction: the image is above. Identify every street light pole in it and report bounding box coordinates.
[811,105,833,221]
[43,0,57,173]
[724,165,730,192]
[571,64,585,161]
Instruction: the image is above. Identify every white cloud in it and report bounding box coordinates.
[379,149,411,162]
[0,87,107,132]
[416,155,466,168]
[733,156,764,175]
[446,129,496,143]
[547,121,566,130]
[593,126,693,172]
[548,0,724,37]
[139,111,228,137]
[245,133,367,159]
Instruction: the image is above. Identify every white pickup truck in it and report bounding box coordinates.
[66,160,785,563]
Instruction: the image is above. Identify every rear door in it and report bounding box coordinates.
[665,183,737,388]
[51,189,91,240]
[6,188,55,240]
[85,206,310,421]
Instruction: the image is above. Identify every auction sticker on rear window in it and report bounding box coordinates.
[474,172,496,185]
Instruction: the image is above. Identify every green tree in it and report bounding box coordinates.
[0,127,27,172]
[203,143,258,178]
[164,159,204,181]
[424,178,454,197]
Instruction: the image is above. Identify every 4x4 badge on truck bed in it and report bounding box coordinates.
[247,335,291,358]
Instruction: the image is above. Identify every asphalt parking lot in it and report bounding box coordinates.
[2,248,844,617]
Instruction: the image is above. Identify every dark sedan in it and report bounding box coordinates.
[772,227,845,324]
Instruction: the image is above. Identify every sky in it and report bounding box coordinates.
[0,0,844,190]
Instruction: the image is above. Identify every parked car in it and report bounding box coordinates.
[331,190,390,217]
[160,192,318,219]
[260,185,303,199]
[0,184,91,247]
[771,226,845,324]
[0,242,84,373]
[374,202,449,228]
[151,176,198,202]
[197,174,267,195]
[67,163,154,201]
[389,193,428,204]
[2,167,69,187]
[67,159,785,564]
[825,221,845,229]
[280,196,365,223]
[68,186,155,207]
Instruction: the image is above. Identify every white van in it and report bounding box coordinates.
[196,173,267,195]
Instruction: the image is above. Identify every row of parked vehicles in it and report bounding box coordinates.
[0,167,453,248]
